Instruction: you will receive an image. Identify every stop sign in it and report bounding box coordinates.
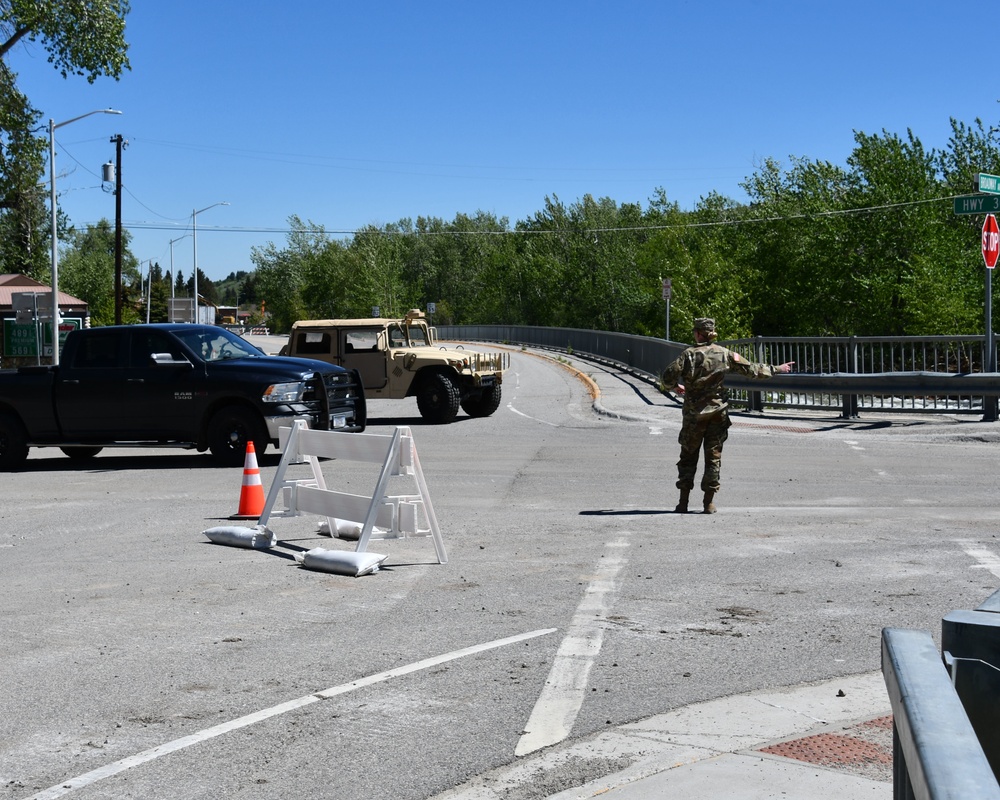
[983,214,1000,268]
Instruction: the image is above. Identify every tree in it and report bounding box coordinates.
[0,0,130,280]
[59,218,139,325]
[0,61,46,277]
[0,1,131,81]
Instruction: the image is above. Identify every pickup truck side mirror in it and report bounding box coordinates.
[151,353,193,368]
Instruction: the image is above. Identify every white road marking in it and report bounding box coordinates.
[26,628,557,800]
[507,402,559,426]
[505,369,560,426]
[515,537,630,757]
[960,541,1000,579]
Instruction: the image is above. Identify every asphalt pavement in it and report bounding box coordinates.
[430,352,1000,800]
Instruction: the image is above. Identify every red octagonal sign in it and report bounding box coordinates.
[984,214,1000,269]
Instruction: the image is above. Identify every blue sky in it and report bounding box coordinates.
[7,1,995,285]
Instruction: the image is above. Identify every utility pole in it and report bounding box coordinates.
[110,134,125,324]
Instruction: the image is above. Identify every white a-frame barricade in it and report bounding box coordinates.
[258,420,447,564]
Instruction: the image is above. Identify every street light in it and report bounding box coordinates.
[168,234,190,320]
[49,108,122,364]
[192,202,229,324]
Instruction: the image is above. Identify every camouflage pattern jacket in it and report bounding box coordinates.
[660,343,776,419]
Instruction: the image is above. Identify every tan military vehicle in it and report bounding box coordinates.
[281,309,509,423]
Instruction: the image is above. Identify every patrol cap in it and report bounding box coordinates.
[693,317,715,333]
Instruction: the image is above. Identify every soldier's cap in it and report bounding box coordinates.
[693,317,715,333]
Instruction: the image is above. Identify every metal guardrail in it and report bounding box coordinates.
[439,325,1000,419]
[882,627,1000,799]
[883,588,1000,799]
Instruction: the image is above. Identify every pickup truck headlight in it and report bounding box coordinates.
[262,381,308,403]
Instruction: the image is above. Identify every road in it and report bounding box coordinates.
[2,343,998,799]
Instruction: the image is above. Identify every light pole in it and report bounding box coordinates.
[168,234,190,320]
[192,202,229,324]
[49,108,122,363]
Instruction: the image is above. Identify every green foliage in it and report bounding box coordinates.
[0,1,132,82]
[0,61,47,277]
[59,218,139,325]
[0,0,131,287]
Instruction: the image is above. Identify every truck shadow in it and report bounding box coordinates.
[365,415,479,427]
[13,451,286,472]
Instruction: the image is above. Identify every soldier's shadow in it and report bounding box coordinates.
[579,509,674,516]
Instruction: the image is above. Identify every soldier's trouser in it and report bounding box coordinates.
[675,410,731,493]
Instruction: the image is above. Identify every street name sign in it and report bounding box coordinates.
[978,173,1000,194]
[983,214,1000,269]
[955,194,1000,215]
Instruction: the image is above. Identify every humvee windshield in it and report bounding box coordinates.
[387,322,431,348]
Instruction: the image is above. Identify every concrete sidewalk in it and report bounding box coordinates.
[435,672,891,799]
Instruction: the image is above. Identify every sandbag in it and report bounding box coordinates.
[294,547,387,576]
[317,518,388,541]
[203,525,276,550]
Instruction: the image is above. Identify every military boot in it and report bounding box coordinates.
[703,491,717,514]
[674,489,690,514]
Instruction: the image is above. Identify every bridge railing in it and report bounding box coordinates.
[438,325,1000,418]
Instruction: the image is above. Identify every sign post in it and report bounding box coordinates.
[661,277,671,340]
[984,214,999,420]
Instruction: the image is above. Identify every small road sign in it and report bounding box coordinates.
[955,194,1000,215]
[978,173,1000,195]
[983,214,1000,269]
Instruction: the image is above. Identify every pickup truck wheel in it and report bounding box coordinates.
[60,446,103,460]
[0,413,29,470]
[207,406,267,466]
[416,372,461,423]
[460,384,502,418]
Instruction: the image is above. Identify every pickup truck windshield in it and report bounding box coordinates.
[172,328,263,362]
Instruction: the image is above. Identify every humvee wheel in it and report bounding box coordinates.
[460,384,502,418]
[417,372,461,423]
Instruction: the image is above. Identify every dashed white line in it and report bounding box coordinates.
[960,541,1000,579]
[515,537,630,757]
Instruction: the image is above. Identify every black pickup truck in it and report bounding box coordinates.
[0,324,366,469]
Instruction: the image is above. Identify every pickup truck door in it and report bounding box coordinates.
[54,329,130,437]
[121,329,203,437]
[55,329,203,440]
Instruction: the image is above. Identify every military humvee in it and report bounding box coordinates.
[281,310,509,423]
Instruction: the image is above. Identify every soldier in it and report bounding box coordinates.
[660,318,794,514]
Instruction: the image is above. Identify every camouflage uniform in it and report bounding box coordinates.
[660,322,778,494]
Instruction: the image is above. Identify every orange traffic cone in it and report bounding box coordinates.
[230,441,266,519]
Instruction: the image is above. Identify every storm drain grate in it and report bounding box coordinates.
[733,422,817,433]
[758,715,894,773]
[760,732,891,765]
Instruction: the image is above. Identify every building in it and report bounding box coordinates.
[0,274,89,363]
[0,274,89,318]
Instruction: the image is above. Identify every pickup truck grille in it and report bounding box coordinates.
[304,370,365,431]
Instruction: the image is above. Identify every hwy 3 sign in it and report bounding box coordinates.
[983,214,1000,269]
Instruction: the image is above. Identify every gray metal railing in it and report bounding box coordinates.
[882,628,1000,799]
[883,589,1000,799]
[439,325,1000,419]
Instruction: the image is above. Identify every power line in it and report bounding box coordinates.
[98,194,963,240]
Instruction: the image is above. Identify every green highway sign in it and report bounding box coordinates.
[955,194,1000,215]
[978,172,1000,194]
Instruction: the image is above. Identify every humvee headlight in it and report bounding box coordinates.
[263,381,307,403]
